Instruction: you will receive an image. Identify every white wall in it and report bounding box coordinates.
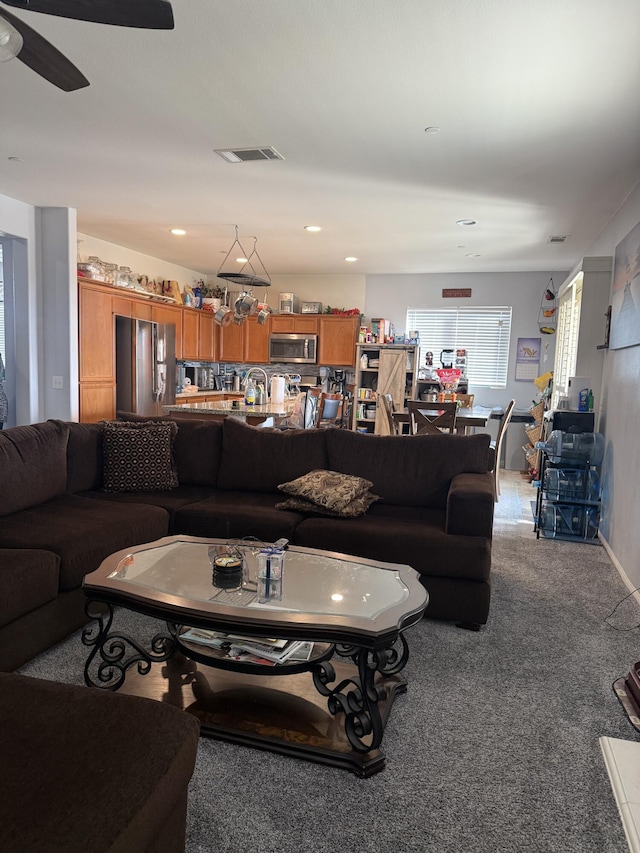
[211,273,367,313]
[79,234,205,287]
[583,182,640,592]
[365,271,563,411]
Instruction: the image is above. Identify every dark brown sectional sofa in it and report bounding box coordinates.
[0,415,495,672]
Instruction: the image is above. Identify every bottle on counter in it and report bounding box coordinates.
[244,378,256,406]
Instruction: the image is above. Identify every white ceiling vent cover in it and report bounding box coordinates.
[214,147,285,163]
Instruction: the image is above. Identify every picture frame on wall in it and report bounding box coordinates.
[610,219,640,350]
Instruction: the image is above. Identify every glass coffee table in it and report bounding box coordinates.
[82,535,428,776]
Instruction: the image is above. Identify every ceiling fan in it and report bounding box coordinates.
[0,0,174,91]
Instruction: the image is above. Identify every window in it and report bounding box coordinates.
[405,306,512,387]
[551,272,582,408]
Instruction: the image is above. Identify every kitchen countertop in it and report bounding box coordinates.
[175,390,233,399]
[164,398,297,418]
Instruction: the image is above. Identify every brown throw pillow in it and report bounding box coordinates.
[276,491,379,518]
[102,420,178,492]
[278,469,374,513]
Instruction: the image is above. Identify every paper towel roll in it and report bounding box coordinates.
[270,376,285,406]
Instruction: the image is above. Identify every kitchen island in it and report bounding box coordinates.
[163,398,297,427]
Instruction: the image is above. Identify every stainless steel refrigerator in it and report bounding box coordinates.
[115,316,176,416]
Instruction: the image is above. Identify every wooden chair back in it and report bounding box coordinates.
[456,393,475,409]
[407,400,458,435]
[315,392,345,428]
[492,398,516,499]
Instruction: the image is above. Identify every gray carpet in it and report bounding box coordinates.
[20,474,640,852]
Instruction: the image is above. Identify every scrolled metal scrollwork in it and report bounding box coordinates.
[82,601,176,690]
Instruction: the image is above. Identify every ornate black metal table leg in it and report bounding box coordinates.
[82,601,177,690]
[311,634,410,753]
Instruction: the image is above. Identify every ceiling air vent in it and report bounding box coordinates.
[547,235,568,244]
[214,147,285,163]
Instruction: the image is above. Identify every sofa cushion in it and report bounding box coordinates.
[66,422,104,493]
[0,549,60,628]
[217,418,329,493]
[276,491,379,518]
[117,412,223,486]
[103,420,179,492]
[174,490,306,542]
[0,494,169,591]
[80,485,215,532]
[278,469,375,512]
[295,504,492,582]
[0,420,69,517]
[326,430,492,507]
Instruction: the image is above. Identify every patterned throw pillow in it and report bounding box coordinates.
[277,469,375,513]
[102,421,178,492]
[276,491,379,518]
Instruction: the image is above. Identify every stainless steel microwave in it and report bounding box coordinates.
[269,333,318,364]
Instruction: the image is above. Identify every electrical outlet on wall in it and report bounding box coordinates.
[52,376,64,390]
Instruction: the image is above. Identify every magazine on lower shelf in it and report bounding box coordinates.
[180,628,315,665]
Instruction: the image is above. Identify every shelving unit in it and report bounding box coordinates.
[352,344,418,432]
[534,447,601,543]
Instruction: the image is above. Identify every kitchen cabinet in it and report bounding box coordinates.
[270,314,319,334]
[150,304,183,359]
[352,344,418,432]
[318,316,359,366]
[182,310,199,360]
[218,316,271,363]
[197,311,216,361]
[79,282,114,381]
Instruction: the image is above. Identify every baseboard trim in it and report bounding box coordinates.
[598,531,640,607]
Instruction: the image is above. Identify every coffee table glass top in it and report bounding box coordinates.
[84,536,427,639]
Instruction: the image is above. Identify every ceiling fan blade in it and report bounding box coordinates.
[1,0,174,29]
[1,7,89,91]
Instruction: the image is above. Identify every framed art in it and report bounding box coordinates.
[610,220,640,350]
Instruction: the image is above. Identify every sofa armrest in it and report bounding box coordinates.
[445,472,495,538]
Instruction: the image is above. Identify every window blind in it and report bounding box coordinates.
[551,273,583,407]
[405,306,512,388]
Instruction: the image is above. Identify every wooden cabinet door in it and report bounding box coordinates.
[80,384,115,423]
[198,312,215,360]
[218,321,245,362]
[270,314,295,333]
[131,300,152,320]
[244,317,270,362]
[79,284,115,381]
[270,315,319,334]
[294,316,318,334]
[151,304,183,359]
[318,316,358,366]
[182,310,199,360]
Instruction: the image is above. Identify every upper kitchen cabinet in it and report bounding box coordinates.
[182,309,199,360]
[318,315,359,366]
[197,311,216,361]
[244,317,270,363]
[150,304,183,359]
[79,281,115,381]
[218,316,271,363]
[270,314,319,334]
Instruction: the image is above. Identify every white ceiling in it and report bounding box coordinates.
[1,0,640,277]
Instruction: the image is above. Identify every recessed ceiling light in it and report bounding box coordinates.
[344,257,358,262]
[466,253,482,258]
[424,126,441,134]
[170,228,186,236]
[457,219,477,226]
[304,225,322,232]
[236,257,248,263]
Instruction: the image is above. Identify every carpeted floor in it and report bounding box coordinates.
[20,472,640,852]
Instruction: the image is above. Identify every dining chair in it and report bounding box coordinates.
[491,398,516,500]
[315,392,345,428]
[456,393,475,409]
[378,393,398,435]
[407,400,458,435]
